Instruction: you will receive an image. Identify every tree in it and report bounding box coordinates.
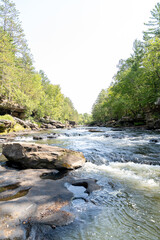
[78,113,92,125]
[92,89,108,123]
[60,97,79,122]
[39,70,50,86]
[143,3,160,40]
[142,37,160,107]
[91,39,151,122]
[0,0,80,122]
[0,0,33,67]
[0,28,16,100]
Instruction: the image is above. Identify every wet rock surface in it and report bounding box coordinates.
[0,138,101,239]
[89,128,104,133]
[46,133,60,139]
[32,133,60,140]
[1,126,160,239]
[2,142,86,170]
[0,167,71,239]
[149,138,159,143]
[0,164,100,240]
[33,135,44,140]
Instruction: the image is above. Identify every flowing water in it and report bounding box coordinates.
[5,127,160,239]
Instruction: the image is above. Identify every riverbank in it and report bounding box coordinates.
[91,116,160,130]
[0,114,76,140]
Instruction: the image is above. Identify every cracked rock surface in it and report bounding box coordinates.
[0,163,100,240]
[2,142,86,170]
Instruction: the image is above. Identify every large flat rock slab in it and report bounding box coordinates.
[2,142,86,170]
[0,165,100,240]
[0,167,74,239]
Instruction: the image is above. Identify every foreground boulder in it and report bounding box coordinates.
[0,164,100,239]
[2,142,86,170]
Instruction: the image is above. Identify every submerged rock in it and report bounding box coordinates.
[47,133,60,138]
[89,129,104,133]
[2,142,86,170]
[33,135,44,140]
[149,138,159,143]
[71,179,101,194]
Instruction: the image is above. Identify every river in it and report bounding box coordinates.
[3,127,160,239]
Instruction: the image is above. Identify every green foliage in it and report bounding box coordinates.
[78,113,92,125]
[92,3,160,124]
[134,122,145,126]
[11,123,25,132]
[143,3,160,40]
[0,114,25,133]
[92,89,108,123]
[0,114,14,122]
[0,0,79,123]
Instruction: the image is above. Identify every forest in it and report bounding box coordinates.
[0,0,80,123]
[1,1,160,127]
[92,3,160,126]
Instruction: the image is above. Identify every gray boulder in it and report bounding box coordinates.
[39,118,66,129]
[13,117,29,128]
[0,164,100,239]
[2,142,86,170]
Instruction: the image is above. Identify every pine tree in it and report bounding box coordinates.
[143,3,160,40]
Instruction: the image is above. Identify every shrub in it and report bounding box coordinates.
[0,114,15,122]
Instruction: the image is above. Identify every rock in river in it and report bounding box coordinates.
[2,142,86,170]
[0,165,100,239]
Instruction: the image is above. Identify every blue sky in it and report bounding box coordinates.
[14,0,158,113]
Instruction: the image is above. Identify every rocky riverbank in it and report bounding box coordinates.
[93,116,160,130]
[0,115,76,138]
[0,139,100,239]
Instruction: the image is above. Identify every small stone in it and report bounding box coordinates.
[149,139,159,143]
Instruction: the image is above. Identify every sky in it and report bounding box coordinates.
[14,0,158,114]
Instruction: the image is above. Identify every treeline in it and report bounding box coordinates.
[92,3,160,124]
[0,0,79,122]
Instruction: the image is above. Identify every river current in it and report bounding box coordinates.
[8,127,160,239]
